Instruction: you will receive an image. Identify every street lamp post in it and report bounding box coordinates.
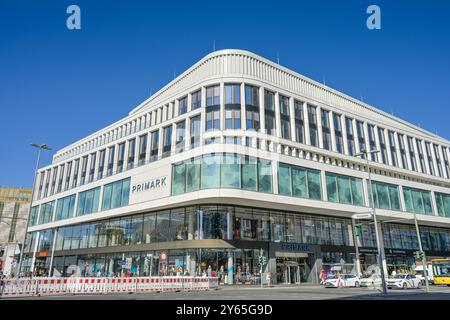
[17,143,52,277]
[355,149,388,295]
[412,210,430,292]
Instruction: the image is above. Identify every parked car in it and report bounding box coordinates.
[387,273,422,289]
[414,265,434,285]
[360,274,382,287]
[324,274,360,288]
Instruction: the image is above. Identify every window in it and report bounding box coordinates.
[398,134,407,169]
[38,201,55,224]
[279,95,291,140]
[107,146,115,176]
[102,178,130,210]
[403,187,433,215]
[138,134,147,166]
[367,125,378,162]
[408,137,417,171]
[117,143,125,173]
[178,96,187,115]
[326,173,364,206]
[190,115,201,148]
[294,100,305,144]
[368,181,401,211]
[65,161,72,190]
[29,206,39,226]
[88,153,96,182]
[434,144,443,177]
[55,194,76,220]
[97,149,105,179]
[72,159,80,188]
[435,192,450,217]
[264,90,276,136]
[150,130,159,161]
[57,164,64,193]
[77,187,100,216]
[308,105,318,147]
[176,121,186,153]
[162,126,172,158]
[442,146,450,178]
[206,85,220,131]
[388,131,398,167]
[345,117,355,156]
[356,121,366,155]
[321,110,331,150]
[378,128,387,164]
[333,113,343,153]
[425,142,435,176]
[80,156,88,185]
[416,139,426,173]
[278,163,322,200]
[224,84,241,129]
[127,138,136,169]
[172,153,272,195]
[245,85,260,131]
[191,90,201,110]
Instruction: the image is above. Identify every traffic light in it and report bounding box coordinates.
[258,256,268,266]
[414,251,425,259]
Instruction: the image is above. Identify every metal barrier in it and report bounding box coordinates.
[0,276,219,298]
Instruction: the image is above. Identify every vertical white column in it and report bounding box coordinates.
[329,111,336,152]
[145,132,152,164]
[187,93,192,113]
[157,127,163,159]
[122,141,130,170]
[111,144,118,174]
[201,86,207,136]
[289,97,296,142]
[352,119,360,155]
[274,92,281,138]
[171,122,177,155]
[220,82,225,133]
[240,83,246,132]
[373,125,382,164]
[259,87,266,133]
[430,191,439,216]
[317,107,323,149]
[185,116,191,150]
[320,171,327,201]
[303,102,311,146]
[363,122,370,154]
[85,154,92,182]
[134,134,140,165]
[341,115,349,155]
[384,130,393,166]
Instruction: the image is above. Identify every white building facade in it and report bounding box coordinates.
[23,50,450,284]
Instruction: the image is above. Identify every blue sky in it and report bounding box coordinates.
[1,0,449,188]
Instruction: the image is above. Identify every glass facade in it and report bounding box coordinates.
[55,194,76,221]
[435,192,450,218]
[77,187,101,216]
[245,85,260,131]
[368,180,401,211]
[224,84,241,130]
[102,178,131,211]
[172,153,273,195]
[278,163,322,200]
[326,173,365,206]
[307,105,318,147]
[279,95,290,140]
[264,90,276,136]
[403,187,433,215]
[39,201,55,225]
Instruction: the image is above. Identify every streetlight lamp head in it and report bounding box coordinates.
[30,143,40,148]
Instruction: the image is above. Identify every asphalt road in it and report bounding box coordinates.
[4,284,450,300]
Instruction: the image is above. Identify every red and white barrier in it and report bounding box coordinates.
[0,276,218,298]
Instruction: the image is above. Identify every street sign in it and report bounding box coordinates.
[352,212,373,220]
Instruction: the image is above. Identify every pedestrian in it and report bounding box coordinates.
[320,269,327,285]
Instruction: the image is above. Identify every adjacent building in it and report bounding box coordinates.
[0,187,32,275]
[22,50,450,284]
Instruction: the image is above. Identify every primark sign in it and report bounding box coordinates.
[131,176,167,194]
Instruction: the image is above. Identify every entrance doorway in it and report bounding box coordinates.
[276,257,310,284]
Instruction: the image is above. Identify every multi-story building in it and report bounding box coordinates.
[0,187,32,275]
[22,50,450,284]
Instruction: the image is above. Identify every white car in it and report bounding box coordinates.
[386,273,422,289]
[324,274,361,288]
[414,265,434,285]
